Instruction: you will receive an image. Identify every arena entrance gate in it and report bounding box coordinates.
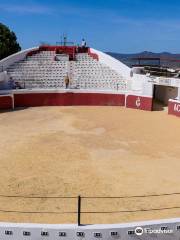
[153,85,178,111]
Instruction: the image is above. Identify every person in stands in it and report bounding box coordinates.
[64,74,70,89]
[81,38,86,48]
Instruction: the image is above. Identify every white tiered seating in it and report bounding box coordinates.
[6,51,128,91]
[7,51,68,89]
[71,53,127,91]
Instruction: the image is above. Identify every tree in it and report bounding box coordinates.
[0,23,21,60]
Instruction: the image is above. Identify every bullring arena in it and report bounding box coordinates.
[1,44,180,239]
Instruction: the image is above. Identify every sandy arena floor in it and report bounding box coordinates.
[0,106,180,224]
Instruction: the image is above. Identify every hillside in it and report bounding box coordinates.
[106,51,180,68]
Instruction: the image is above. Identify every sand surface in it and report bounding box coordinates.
[0,106,180,224]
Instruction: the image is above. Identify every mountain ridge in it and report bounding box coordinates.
[106,51,180,68]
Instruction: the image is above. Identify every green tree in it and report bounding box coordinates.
[0,23,21,60]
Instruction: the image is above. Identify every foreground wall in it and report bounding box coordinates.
[0,218,179,239]
[14,92,125,108]
[0,90,154,112]
[0,91,154,111]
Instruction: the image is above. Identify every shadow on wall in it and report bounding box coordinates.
[153,100,165,111]
[153,85,178,111]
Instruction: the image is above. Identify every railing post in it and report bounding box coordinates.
[78,195,81,226]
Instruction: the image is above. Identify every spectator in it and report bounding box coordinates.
[81,38,86,48]
[64,75,70,89]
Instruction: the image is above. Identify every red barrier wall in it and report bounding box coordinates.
[88,48,99,61]
[0,96,13,110]
[168,100,180,117]
[126,95,153,111]
[14,93,125,108]
[26,49,40,57]
[27,46,98,61]
[0,93,154,111]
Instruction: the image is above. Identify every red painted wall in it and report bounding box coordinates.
[14,93,125,108]
[126,95,153,111]
[26,49,40,57]
[27,46,98,62]
[168,100,180,117]
[88,48,99,61]
[0,96,12,110]
[0,93,154,111]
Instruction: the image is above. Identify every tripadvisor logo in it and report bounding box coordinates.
[135,227,143,236]
[135,226,173,236]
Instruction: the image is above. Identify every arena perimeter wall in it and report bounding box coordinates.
[0,90,153,111]
[168,99,180,117]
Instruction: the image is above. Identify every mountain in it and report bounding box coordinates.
[106,51,180,68]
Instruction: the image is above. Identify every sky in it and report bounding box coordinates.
[1,0,180,53]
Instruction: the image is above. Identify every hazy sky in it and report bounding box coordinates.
[1,0,180,53]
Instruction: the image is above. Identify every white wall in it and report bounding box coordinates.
[125,74,153,97]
